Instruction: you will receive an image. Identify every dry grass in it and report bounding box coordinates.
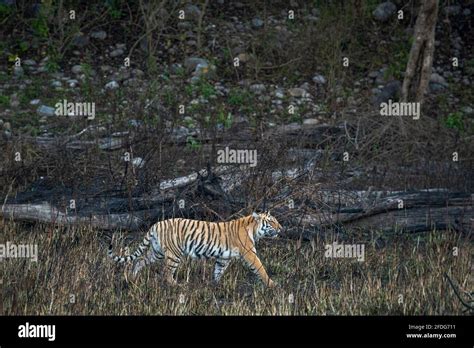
[1,218,471,315]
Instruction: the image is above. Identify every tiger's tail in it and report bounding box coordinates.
[108,232,152,264]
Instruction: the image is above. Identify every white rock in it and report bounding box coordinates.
[430,73,447,86]
[37,105,56,117]
[105,81,119,90]
[110,48,124,58]
[71,65,83,74]
[288,88,308,98]
[90,30,107,40]
[132,157,145,169]
[312,74,326,84]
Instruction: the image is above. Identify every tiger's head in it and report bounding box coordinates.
[252,211,282,240]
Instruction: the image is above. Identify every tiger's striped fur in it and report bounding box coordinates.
[108,212,282,287]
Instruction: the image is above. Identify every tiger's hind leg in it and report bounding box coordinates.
[131,246,164,278]
[213,258,231,283]
[164,251,182,285]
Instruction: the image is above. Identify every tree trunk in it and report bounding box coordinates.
[401,0,439,103]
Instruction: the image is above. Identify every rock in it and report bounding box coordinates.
[372,80,401,105]
[110,48,124,58]
[123,78,140,87]
[105,81,119,90]
[273,99,283,105]
[453,41,462,51]
[67,79,79,88]
[100,65,113,73]
[275,89,285,99]
[30,99,41,105]
[132,68,144,78]
[299,82,311,91]
[430,73,447,86]
[375,72,388,85]
[177,21,192,30]
[443,5,461,16]
[90,30,107,40]
[250,84,266,94]
[71,33,89,48]
[184,4,201,21]
[36,66,48,73]
[113,68,131,82]
[132,157,145,169]
[3,122,11,130]
[9,94,19,108]
[288,88,308,98]
[462,106,473,115]
[373,1,397,22]
[251,17,264,29]
[23,59,37,66]
[303,118,319,126]
[192,62,216,80]
[37,105,56,117]
[237,53,250,63]
[129,119,142,128]
[172,126,190,139]
[368,71,379,79]
[0,119,3,127]
[184,57,209,72]
[13,66,24,77]
[51,80,62,88]
[312,74,326,85]
[463,8,471,16]
[186,39,197,47]
[3,129,12,139]
[71,65,83,74]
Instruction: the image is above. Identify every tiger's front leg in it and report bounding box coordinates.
[241,251,275,287]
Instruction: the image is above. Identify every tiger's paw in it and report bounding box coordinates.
[267,279,277,288]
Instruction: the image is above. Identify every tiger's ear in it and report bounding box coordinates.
[252,212,260,220]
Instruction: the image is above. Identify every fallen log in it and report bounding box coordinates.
[2,182,472,237]
[287,189,473,238]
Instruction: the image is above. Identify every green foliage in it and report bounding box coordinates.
[186,136,201,150]
[0,3,13,19]
[197,80,215,99]
[45,60,60,73]
[185,79,216,99]
[444,112,464,131]
[228,88,251,106]
[163,88,176,107]
[183,117,196,129]
[384,38,411,81]
[106,0,122,19]
[217,110,233,129]
[31,16,49,38]
[0,95,9,106]
[18,41,29,53]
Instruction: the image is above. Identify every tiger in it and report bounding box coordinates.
[108,212,282,287]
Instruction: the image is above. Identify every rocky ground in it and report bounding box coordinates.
[0,1,472,143]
